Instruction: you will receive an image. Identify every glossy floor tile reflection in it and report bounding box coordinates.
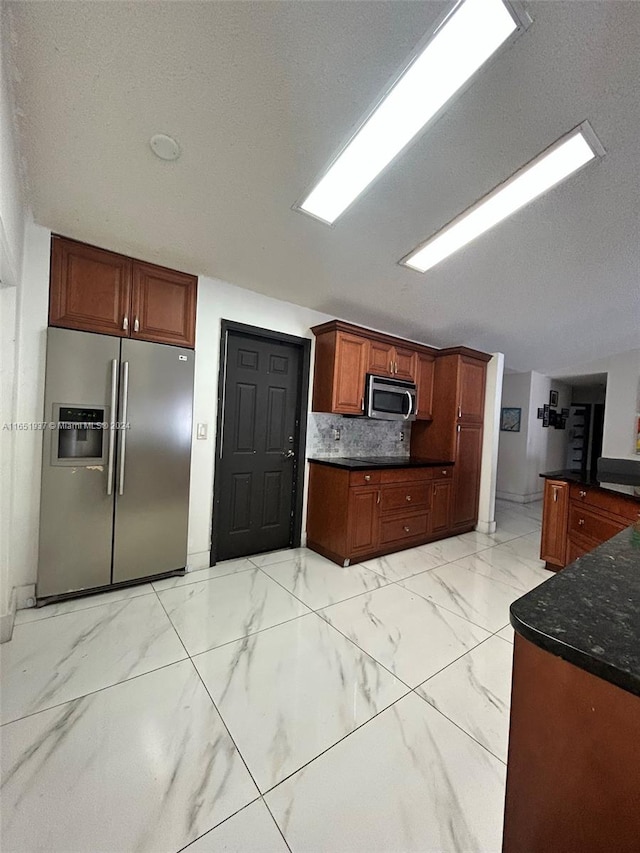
[1,501,549,852]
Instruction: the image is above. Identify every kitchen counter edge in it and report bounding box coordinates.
[307,457,455,470]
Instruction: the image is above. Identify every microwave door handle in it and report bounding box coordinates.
[403,390,413,420]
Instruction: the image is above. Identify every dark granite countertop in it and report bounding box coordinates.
[510,525,640,697]
[540,469,640,501]
[308,456,455,470]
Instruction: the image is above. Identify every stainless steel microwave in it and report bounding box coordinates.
[365,374,417,421]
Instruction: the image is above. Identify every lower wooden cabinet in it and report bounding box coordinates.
[540,477,639,570]
[452,422,483,531]
[307,463,455,566]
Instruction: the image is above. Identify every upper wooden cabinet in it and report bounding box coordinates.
[50,237,132,337]
[132,262,196,348]
[311,320,436,418]
[367,340,417,380]
[49,236,197,348]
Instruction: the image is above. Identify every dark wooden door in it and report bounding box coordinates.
[49,236,132,336]
[452,423,483,530]
[217,332,302,560]
[131,261,197,348]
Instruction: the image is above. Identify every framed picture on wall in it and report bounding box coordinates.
[500,407,522,432]
[549,390,559,406]
[543,404,550,428]
[537,407,544,419]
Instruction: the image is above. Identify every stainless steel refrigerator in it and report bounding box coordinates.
[38,327,194,601]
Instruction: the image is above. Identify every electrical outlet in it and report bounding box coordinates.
[333,428,341,441]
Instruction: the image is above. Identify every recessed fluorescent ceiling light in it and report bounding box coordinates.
[297,0,521,225]
[401,123,603,273]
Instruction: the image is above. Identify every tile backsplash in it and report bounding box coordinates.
[306,412,410,458]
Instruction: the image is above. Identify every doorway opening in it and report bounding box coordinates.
[211,321,311,564]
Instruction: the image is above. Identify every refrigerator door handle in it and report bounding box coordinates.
[118,361,130,496]
[106,358,118,495]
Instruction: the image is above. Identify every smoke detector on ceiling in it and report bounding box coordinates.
[149,134,181,161]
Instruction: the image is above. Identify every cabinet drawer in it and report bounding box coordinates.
[380,511,428,546]
[349,470,381,487]
[381,483,430,514]
[570,484,640,523]
[568,505,626,545]
[567,533,598,564]
[380,468,434,485]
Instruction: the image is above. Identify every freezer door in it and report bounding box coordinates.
[112,339,193,582]
[38,328,120,598]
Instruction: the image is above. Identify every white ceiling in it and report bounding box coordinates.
[6,0,640,371]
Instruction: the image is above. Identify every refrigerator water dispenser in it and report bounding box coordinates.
[53,405,106,465]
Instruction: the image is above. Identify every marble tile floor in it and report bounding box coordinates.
[0,501,551,852]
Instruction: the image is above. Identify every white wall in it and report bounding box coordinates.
[1,2,25,290]
[496,371,571,503]
[496,372,531,500]
[1,2,27,623]
[551,349,640,461]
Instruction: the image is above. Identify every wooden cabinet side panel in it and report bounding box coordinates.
[132,262,197,348]
[540,479,569,567]
[49,236,131,336]
[311,331,337,412]
[306,465,350,558]
[333,333,368,414]
[452,422,483,529]
[503,634,640,853]
[415,353,434,420]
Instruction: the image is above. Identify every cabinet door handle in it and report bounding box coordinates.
[122,315,129,331]
[441,470,447,476]
[133,316,139,333]
[457,424,461,433]
[364,474,371,482]
[553,488,558,502]
[406,495,412,501]
[377,491,381,504]
[361,397,364,412]
[458,405,461,419]
[395,361,398,374]
[389,359,393,374]
[403,525,410,532]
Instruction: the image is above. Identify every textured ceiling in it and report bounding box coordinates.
[6,0,640,371]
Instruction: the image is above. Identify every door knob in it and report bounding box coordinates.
[283,450,295,458]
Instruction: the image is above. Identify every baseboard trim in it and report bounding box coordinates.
[187,551,211,571]
[0,588,17,643]
[496,490,543,504]
[16,584,36,610]
[476,520,497,534]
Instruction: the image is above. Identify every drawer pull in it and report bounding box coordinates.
[406,495,412,502]
[403,525,410,533]
[442,470,447,475]
[578,518,585,526]
[364,475,371,482]
[579,490,587,498]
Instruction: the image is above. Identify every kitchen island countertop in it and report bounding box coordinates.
[510,525,640,697]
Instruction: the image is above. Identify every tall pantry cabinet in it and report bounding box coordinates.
[410,348,490,533]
